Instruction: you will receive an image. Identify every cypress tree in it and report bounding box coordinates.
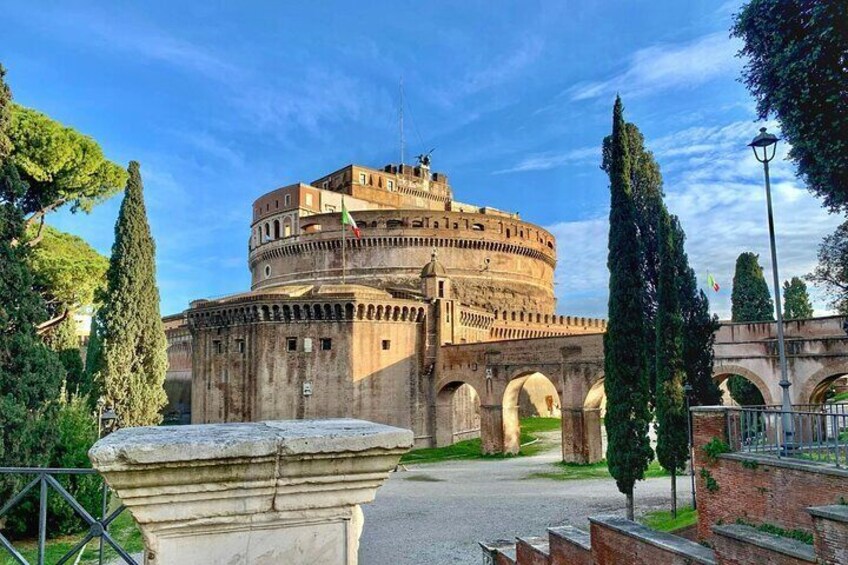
[728,252,771,405]
[96,161,167,427]
[673,219,723,406]
[45,315,86,398]
[783,277,814,320]
[604,96,654,520]
[655,211,689,517]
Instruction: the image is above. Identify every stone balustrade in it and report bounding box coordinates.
[89,419,412,565]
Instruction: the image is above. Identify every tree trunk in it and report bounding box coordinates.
[626,491,634,520]
[671,469,677,518]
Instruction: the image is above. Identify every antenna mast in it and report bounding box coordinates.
[399,76,405,165]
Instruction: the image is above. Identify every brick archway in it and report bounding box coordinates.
[434,380,482,448]
[501,370,561,455]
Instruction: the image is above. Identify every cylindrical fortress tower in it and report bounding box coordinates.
[248,209,557,313]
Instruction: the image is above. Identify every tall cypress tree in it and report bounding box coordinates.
[728,252,771,405]
[783,277,814,320]
[603,123,664,408]
[95,161,167,427]
[673,219,723,406]
[655,211,689,517]
[604,96,654,520]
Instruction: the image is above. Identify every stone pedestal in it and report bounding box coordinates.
[480,404,505,454]
[89,419,412,565]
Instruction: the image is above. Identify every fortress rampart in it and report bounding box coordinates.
[249,209,557,313]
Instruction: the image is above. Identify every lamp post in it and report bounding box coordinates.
[748,127,793,448]
[683,383,696,510]
[97,398,118,438]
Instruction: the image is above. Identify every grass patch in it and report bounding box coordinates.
[400,418,557,464]
[1,511,143,565]
[528,459,670,481]
[640,506,698,532]
[735,519,814,545]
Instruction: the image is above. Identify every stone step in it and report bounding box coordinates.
[480,539,517,564]
[516,535,550,565]
[548,525,592,565]
[712,524,816,564]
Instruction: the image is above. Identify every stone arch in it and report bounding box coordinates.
[501,370,561,455]
[345,303,355,320]
[800,362,848,404]
[273,219,280,239]
[713,364,775,406]
[435,381,482,447]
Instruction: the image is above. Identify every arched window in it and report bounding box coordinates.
[273,219,280,239]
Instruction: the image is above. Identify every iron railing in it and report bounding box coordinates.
[0,468,137,565]
[728,405,848,468]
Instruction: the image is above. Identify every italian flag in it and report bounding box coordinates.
[707,273,720,292]
[341,200,361,239]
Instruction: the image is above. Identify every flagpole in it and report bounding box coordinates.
[341,196,346,284]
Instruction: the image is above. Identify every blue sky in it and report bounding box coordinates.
[2,1,841,318]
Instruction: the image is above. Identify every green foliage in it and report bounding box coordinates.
[741,458,760,470]
[699,468,719,493]
[727,375,765,406]
[655,210,690,485]
[731,252,774,323]
[8,104,127,219]
[602,121,664,407]
[49,395,101,536]
[603,97,654,514]
[734,519,814,545]
[640,506,698,533]
[529,459,668,481]
[807,220,848,315]
[29,225,108,316]
[44,316,90,399]
[0,157,66,537]
[782,277,813,319]
[702,437,731,463]
[732,2,848,213]
[95,162,167,427]
[0,65,11,160]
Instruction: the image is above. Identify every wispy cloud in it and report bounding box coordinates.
[461,37,544,95]
[547,119,842,319]
[494,146,599,174]
[568,32,741,101]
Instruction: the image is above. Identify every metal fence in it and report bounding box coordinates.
[0,468,137,565]
[728,404,848,467]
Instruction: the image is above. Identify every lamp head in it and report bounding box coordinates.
[749,127,779,163]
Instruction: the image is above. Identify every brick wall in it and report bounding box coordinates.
[809,506,848,565]
[692,408,848,541]
[548,526,592,565]
[589,516,714,565]
[712,525,815,564]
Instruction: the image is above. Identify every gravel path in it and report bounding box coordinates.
[360,444,691,565]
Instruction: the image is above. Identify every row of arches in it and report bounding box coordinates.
[251,235,557,269]
[189,301,427,328]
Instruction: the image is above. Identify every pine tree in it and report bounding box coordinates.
[728,252,771,405]
[673,219,723,406]
[783,277,813,320]
[655,211,689,517]
[96,161,167,427]
[603,96,654,520]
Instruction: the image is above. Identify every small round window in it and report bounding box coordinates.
[264,264,271,279]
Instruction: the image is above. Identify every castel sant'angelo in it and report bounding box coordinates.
[165,157,605,448]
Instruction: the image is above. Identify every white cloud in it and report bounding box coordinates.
[494,146,599,174]
[568,32,741,101]
[547,120,842,319]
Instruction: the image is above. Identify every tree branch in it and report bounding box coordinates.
[35,309,70,336]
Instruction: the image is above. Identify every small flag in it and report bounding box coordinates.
[707,273,720,292]
[341,200,361,239]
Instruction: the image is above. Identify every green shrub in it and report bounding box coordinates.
[702,437,730,463]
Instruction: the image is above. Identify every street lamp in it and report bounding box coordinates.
[683,383,695,510]
[97,398,118,438]
[748,127,793,448]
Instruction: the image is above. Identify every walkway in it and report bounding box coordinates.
[359,438,690,564]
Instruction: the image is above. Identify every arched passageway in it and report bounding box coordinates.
[801,363,848,405]
[502,372,560,455]
[713,365,775,406]
[434,381,481,447]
